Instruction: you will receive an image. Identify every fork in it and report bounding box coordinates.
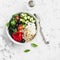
[34,13,49,44]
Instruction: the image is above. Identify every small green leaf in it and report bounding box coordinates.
[13,28,17,33]
[11,20,16,26]
[31,43,38,47]
[6,22,9,27]
[24,49,30,53]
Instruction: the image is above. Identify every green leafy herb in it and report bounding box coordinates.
[24,49,30,53]
[31,43,38,47]
[13,28,17,33]
[11,20,16,26]
[6,22,9,27]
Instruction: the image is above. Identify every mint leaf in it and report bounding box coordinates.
[31,43,38,47]
[24,49,30,53]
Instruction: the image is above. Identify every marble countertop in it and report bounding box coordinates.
[0,0,60,60]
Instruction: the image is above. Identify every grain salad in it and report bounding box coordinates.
[6,12,37,43]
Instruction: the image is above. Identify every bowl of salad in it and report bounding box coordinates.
[6,12,38,44]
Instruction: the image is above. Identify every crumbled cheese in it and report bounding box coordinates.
[26,22,36,34]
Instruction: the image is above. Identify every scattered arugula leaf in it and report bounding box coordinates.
[31,43,38,47]
[24,49,30,53]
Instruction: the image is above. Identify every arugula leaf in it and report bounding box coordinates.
[31,43,38,47]
[24,49,30,53]
[13,28,17,33]
[11,19,16,26]
[6,22,9,27]
[11,18,16,26]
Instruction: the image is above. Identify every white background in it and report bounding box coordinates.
[0,0,60,60]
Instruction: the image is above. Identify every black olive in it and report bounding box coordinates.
[8,26,12,31]
[21,39,25,43]
[8,27,13,34]
[15,21,22,28]
[9,30,13,35]
[16,20,22,25]
[15,23,19,28]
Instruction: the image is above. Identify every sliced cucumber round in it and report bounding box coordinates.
[27,16,31,19]
[24,16,27,20]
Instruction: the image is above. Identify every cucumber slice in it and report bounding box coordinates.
[21,13,27,17]
[24,16,27,20]
[21,13,25,17]
[24,13,27,17]
[20,19,25,23]
[30,17,34,22]
[27,16,31,19]
[32,20,36,23]
[25,20,29,24]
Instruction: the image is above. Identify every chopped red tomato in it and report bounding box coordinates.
[12,32,23,42]
[18,24,23,31]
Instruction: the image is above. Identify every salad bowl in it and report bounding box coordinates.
[6,12,39,45]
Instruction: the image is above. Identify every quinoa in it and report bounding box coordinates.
[23,28,35,42]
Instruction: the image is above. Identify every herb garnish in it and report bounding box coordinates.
[31,43,38,47]
[24,49,30,53]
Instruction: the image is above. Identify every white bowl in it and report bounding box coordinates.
[6,12,38,45]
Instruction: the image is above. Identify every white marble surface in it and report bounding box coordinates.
[0,0,60,60]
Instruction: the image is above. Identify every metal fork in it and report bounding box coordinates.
[34,13,49,44]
